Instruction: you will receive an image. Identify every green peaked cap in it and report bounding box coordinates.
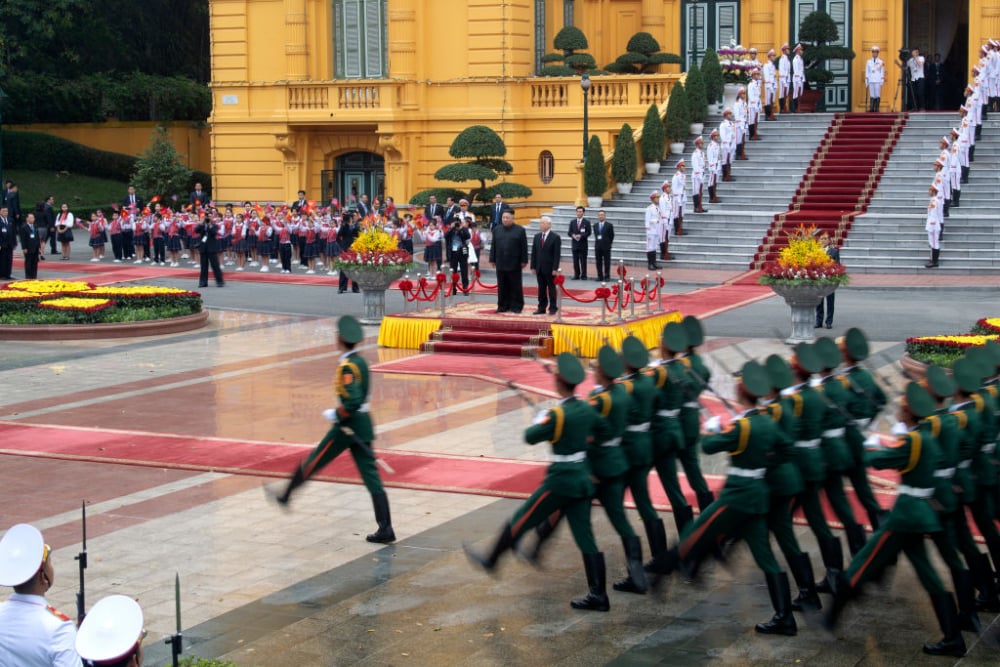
[952,356,984,393]
[337,315,364,344]
[681,315,704,347]
[905,381,936,419]
[843,327,869,361]
[924,364,956,400]
[739,360,772,398]
[556,352,585,386]
[621,335,650,370]
[965,346,993,378]
[984,339,1000,369]
[597,345,624,378]
[661,322,689,354]
[793,342,824,374]
[765,354,795,390]
[813,337,841,371]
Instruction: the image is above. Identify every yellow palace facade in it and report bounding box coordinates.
[208,0,999,215]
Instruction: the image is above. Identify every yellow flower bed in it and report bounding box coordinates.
[5,279,94,294]
[86,286,196,296]
[38,297,114,313]
[351,225,400,253]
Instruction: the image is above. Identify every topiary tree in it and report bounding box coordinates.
[700,49,724,105]
[540,26,598,76]
[605,32,682,74]
[611,123,637,184]
[798,10,856,86]
[684,65,708,123]
[663,82,689,143]
[410,125,532,208]
[640,103,664,164]
[131,126,193,201]
[583,135,607,197]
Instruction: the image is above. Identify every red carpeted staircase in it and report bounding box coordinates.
[421,319,554,358]
[751,112,907,269]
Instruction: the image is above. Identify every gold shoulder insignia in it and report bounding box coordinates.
[46,605,71,622]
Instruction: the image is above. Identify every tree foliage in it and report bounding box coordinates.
[700,49,724,104]
[416,126,532,205]
[131,127,193,202]
[541,26,600,76]
[640,104,664,163]
[554,26,589,53]
[798,10,855,85]
[611,124,637,184]
[605,32,682,74]
[684,66,708,123]
[583,135,607,197]
[663,83,689,143]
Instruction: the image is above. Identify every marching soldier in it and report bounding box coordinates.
[269,315,396,544]
[865,46,885,112]
[691,137,708,214]
[671,160,686,236]
[465,353,609,612]
[966,348,1000,582]
[825,382,966,658]
[76,595,144,667]
[706,130,722,203]
[677,316,717,514]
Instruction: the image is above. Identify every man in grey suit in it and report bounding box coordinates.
[531,216,561,314]
[488,210,527,313]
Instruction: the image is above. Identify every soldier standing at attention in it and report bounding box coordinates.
[75,596,145,667]
[719,109,737,182]
[778,43,792,114]
[645,190,662,269]
[671,160,687,236]
[269,316,396,544]
[791,44,805,113]
[762,49,778,120]
[691,137,708,214]
[465,353,608,611]
[865,46,886,112]
[706,130,722,203]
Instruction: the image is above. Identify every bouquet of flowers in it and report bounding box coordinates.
[758,225,850,287]
[717,42,760,84]
[333,224,415,273]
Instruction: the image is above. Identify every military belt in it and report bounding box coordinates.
[657,409,680,418]
[600,437,622,448]
[934,467,956,479]
[551,452,587,463]
[822,427,846,438]
[359,402,371,413]
[897,485,935,498]
[683,402,700,409]
[794,439,821,449]
[726,466,767,479]
[626,422,651,433]
[958,460,972,469]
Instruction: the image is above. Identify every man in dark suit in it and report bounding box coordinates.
[0,205,16,279]
[190,182,209,208]
[488,193,512,232]
[122,185,142,213]
[425,195,444,225]
[196,217,225,287]
[593,210,614,282]
[815,232,840,329]
[489,210,527,313]
[442,197,458,225]
[337,212,361,293]
[928,53,945,111]
[568,206,591,280]
[531,216,561,315]
[18,212,42,279]
[291,189,307,213]
[42,196,56,256]
[5,183,21,225]
[355,194,371,219]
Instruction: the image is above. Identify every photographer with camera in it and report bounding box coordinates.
[445,212,472,295]
[897,48,926,111]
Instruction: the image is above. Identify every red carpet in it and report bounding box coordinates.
[751,113,907,270]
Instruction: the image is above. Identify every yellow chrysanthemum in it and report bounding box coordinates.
[777,225,833,270]
[7,280,93,294]
[85,286,192,296]
[38,297,113,311]
[350,226,399,254]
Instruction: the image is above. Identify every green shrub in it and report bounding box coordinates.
[611,124,637,185]
[554,26,589,53]
[640,104,664,164]
[3,131,137,181]
[605,32,682,74]
[663,83,689,143]
[684,66,709,123]
[701,49,724,105]
[583,135,607,197]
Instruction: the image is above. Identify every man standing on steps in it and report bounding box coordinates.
[568,206,591,280]
[645,191,662,269]
[719,110,737,182]
[691,137,708,213]
[707,130,722,203]
[778,43,791,114]
[671,160,687,237]
[925,184,942,268]
[657,182,673,261]
[489,210,527,313]
[865,46,885,112]
[593,210,614,282]
[815,233,839,328]
[791,44,805,113]
[763,49,778,120]
[530,216,561,315]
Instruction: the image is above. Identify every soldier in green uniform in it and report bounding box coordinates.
[525,345,647,595]
[825,382,966,658]
[465,353,609,611]
[966,347,1000,582]
[813,336,869,556]
[837,328,888,530]
[270,315,396,544]
[677,316,716,513]
[763,354,821,612]
[651,361,798,636]
[983,340,1000,521]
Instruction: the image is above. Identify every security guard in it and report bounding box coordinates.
[0,523,81,666]
[465,353,607,611]
[653,361,797,636]
[677,316,715,513]
[76,595,144,667]
[270,315,396,544]
[825,382,966,658]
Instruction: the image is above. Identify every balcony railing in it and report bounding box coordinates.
[287,81,400,112]
[528,74,680,109]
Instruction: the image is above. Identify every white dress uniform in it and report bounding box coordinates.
[719,116,736,168]
[791,52,805,103]
[762,58,777,107]
[925,191,942,253]
[658,190,673,242]
[0,594,81,667]
[932,167,949,209]
[747,78,762,127]
[733,97,748,146]
[671,168,686,220]
[691,144,706,197]
[778,52,791,99]
[706,137,721,188]
[646,201,664,252]
[947,142,962,196]
[865,54,885,108]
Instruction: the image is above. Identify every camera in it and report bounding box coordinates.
[898,48,911,63]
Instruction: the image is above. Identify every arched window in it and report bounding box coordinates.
[538,151,555,184]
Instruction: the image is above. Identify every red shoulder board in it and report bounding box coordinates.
[46,605,71,622]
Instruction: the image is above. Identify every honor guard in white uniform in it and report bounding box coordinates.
[671,160,687,236]
[691,136,708,213]
[719,109,737,181]
[778,44,791,113]
[945,137,962,207]
[932,158,950,220]
[762,50,778,120]
[646,191,663,269]
[925,184,942,268]
[734,89,749,159]
[865,46,885,112]
[747,69,763,139]
[0,524,81,667]
[791,44,805,112]
[76,595,145,667]
[657,181,673,261]
[706,130,722,203]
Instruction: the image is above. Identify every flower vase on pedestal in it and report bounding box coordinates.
[343,266,407,324]
[722,83,741,111]
[768,282,838,344]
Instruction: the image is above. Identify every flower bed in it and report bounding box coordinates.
[758,225,850,288]
[0,280,203,325]
[972,317,1000,335]
[906,330,1000,367]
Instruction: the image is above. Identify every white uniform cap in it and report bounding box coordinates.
[767,49,776,57]
[781,43,789,50]
[661,180,671,190]
[675,159,686,168]
[0,524,44,587]
[76,595,144,663]
[694,136,704,143]
[794,44,803,52]
[650,191,660,200]
[871,45,880,52]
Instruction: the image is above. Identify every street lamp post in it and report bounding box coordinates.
[580,74,591,162]
[0,86,7,191]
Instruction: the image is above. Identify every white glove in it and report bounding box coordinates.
[322,408,338,422]
[864,433,883,449]
[809,376,823,388]
[703,415,722,434]
[533,410,549,425]
[890,421,909,436]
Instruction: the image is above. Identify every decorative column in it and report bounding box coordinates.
[284,0,308,80]
[388,0,419,109]
[274,133,302,202]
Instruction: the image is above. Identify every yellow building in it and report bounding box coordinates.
[208,0,995,213]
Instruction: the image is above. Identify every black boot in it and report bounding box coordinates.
[925,248,939,269]
[673,504,694,538]
[270,467,306,505]
[971,552,1000,612]
[961,166,969,184]
[659,241,667,260]
[696,490,715,512]
[952,188,961,207]
[789,552,822,612]
[779,98,786,114]
[822,571,852,630]
[845,523,867,557]
[612,535,649,594]
[953,569,982,634]
[522,513,561,564]
[970,144,976,162]
[923,592,967,657]
[755,572,798,635]
[943,199,950,218]
[464,523,515,571]
[875,97,881,112]
[642,518,668,571]
[647,251,658,271]
[709,185,719,204]
[571,552,610,611]
[366,492,396,543]
[815,535,844,594]
[674,216,683,237]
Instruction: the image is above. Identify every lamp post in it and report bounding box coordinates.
[0,86,6,191]
[580,74,591,162]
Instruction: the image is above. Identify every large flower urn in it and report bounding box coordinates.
[343,266,407,324]
[768,282,838,344]
[722,83,741,112]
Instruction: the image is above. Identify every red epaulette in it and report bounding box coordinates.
[46,605,71,622]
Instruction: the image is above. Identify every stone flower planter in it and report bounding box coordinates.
[768,281,838,344]
[342,265,407,324]
[900,352,928,381]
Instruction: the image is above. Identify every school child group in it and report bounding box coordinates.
[464,317,1000,658]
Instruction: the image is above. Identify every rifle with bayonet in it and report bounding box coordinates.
[75,501,87,626]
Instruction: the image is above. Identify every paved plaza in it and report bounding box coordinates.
[1,252,999,666]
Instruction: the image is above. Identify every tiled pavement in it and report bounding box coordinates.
[1,251,999,665]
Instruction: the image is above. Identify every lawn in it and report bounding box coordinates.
[5,169,128,214]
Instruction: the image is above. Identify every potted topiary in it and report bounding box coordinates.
[797,10,855,112]
[611,123,638,194]
[664,82,689,154]
[701,49,724,113]
[604,32,682,74]
[684,66,708,135]
[539,26,599,76]
[641,104,664,175]
[583,134,607,207]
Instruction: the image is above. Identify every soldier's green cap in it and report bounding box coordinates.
[681,315,704,347]
[621,335,650,370]
[738,360,772,398]
[661,322,689,354]
[337,315,364,344]
[924,364,956,400]
[597,345,624,379]
[842,327,869,361]
[952,356,984,393]
[905,381,937,419]
[965,346,993,376]
[984,340,1000,369]
[793,342,824,374]
[765,354,795,390]
[556,352,586,386]
[813,337,841,371]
